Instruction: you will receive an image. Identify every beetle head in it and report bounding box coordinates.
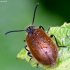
[26,26,35,33]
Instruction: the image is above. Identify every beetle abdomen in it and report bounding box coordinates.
[26,28,58,65]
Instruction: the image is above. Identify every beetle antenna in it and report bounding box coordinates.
[5,30,26,35]
[5,3,39,35]
[32,3,39,25]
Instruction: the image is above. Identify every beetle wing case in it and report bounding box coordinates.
[26,28,58,65]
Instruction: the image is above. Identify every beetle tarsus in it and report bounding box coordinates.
[36,63,39,68]
[29,57,32,61]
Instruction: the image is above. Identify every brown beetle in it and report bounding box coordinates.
[5,3,61,66]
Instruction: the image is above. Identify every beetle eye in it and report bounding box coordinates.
[26,26,32,33]
[26,26,35,33]
[26,27,30,33]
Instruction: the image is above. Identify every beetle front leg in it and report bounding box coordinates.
[39,25,45,30]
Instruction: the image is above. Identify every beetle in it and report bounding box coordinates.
[5,3,65,67]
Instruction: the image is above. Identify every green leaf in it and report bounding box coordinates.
[17,22,70,70]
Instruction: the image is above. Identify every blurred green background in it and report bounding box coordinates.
[0,0,70,70]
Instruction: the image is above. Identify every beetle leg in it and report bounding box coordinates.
[50,34,66,47]
[47,27,50,33]
[24,45,33,61]
[28,51,39,67]
[39,25,45,30]
[36,63,39,68]
[24,45,29,51]
[24,40,26,42]
[27,51,33,61]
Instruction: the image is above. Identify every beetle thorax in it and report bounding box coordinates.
[26,26,35,33]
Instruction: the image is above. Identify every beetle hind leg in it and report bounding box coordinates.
[50,34,66,47]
